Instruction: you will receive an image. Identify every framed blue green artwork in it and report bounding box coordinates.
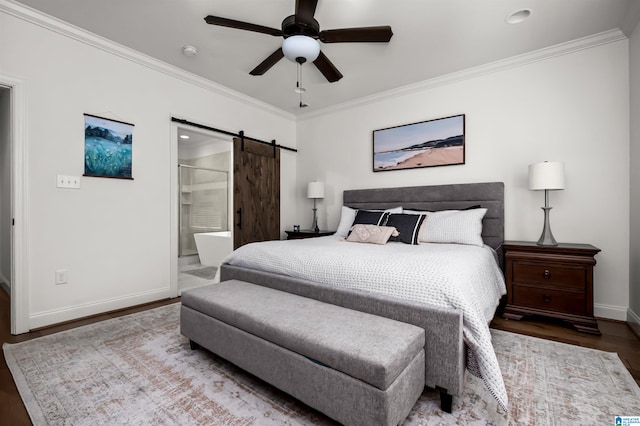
[83,113,134,179]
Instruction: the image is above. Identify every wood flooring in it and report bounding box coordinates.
[0,288,638,425]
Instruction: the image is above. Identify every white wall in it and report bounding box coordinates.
[297,39,630,320]
[0,87,10,289]
[0,5,296,328]
[1,1,633,327]
[629,20,640,333]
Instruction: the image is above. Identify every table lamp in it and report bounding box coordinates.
[307,181,325,232]
[528,161,565,246]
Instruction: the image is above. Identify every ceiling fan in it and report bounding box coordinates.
[204,0,393,82]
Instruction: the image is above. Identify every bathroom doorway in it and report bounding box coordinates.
[178,165,229,257]
[0,86,11,306]
[176,127,233,293]
[1,75,28,335]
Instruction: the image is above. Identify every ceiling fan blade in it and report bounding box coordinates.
[319,26,393,43]
[249,48,285,75]
[204,15,282,37]
[295,0,318,23]
[313,51,343,82]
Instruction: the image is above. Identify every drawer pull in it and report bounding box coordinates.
[543,269,551,279]
[543,293,551,303]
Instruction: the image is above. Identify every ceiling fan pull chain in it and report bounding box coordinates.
[299,64,303,107]
[294,62,308,108]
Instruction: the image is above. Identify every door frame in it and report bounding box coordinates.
[169,124,179,297]
[2,75,29,334]
[170,122,234,295]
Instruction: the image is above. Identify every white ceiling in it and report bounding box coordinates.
[13,0,640,114]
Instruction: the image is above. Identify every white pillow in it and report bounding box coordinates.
[335,206,357,237]
[421,208,487,246]
[335,206,402,237]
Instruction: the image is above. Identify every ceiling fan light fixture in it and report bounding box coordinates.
[282,35,320,63]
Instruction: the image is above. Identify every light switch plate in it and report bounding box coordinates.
[55,269,68,285]
[57,175,81,189]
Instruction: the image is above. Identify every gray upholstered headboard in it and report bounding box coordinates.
[343,182,504,251]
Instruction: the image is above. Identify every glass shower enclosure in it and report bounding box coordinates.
[178,164,229,257]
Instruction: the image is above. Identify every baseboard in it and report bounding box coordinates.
[28,287,174,330]
[0,270,9,286]
[0,271,9,295]
[627,308,640,338]
[594,303,628,321]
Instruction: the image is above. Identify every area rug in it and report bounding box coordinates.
[4,303,640,425]
[183,266,218,280]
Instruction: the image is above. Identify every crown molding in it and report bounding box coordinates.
[0,0,296,121]
[1,0,628,124]
[298,28,627,121]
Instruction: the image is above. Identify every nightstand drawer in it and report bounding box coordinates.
[502,241,600,334]
[512,262,585,290]
[512,285,585,315]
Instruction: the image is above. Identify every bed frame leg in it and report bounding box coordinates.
[439,390,453,413]
[189,340,200,350]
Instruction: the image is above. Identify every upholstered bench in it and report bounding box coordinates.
[181,280,426,426]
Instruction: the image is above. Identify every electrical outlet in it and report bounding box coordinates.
[55,269,68,285]
[57,175,81,189]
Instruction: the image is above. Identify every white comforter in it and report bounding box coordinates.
[216,235,508,409]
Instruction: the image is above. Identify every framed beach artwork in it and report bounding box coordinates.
[373,114,465,172]
[83,113,134,179]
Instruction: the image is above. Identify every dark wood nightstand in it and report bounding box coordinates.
[502,241,601,335]
[285,230,335,240]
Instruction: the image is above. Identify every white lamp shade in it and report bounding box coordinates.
[528,161,565,190]
[307,181,325,199]
[282,35,320,63]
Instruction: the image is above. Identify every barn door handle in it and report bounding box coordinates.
[236,207,242,229]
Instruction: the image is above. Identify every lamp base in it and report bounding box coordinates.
[311,206,319,233]
[537,207,558,246]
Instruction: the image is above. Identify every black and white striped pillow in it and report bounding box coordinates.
[352,210,390,226]
[385,213,426,245]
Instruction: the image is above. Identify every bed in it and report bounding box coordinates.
[218,182,507,411]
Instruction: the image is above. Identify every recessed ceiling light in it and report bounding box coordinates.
[180,135,190,139]
[506,9,531,24]
[182,45,198,57]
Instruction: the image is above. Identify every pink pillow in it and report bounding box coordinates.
[346,224,399,245]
